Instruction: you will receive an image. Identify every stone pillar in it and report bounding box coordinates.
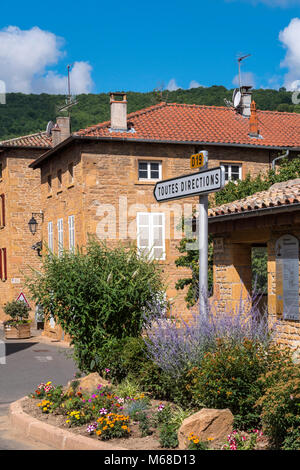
[213,238,252,313]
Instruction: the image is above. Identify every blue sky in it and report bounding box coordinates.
[1,0,300,94]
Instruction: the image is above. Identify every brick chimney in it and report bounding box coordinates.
[51,117,71,146]
[249,100,260,137]
[110,92,127,131]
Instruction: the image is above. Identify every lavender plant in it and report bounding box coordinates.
[143,288,275,379]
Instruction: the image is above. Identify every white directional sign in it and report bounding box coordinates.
[154,166,225,202]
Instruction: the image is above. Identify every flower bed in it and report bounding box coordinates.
[22,379,269,451]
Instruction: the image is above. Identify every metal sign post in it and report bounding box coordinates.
[153,156,225,316]
[198,160,208,316]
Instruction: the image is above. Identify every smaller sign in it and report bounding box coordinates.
[16,292,30,307]
[11,278,21,284]
[190,151,208,169]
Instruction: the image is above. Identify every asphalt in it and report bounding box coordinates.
[0,325,78,450]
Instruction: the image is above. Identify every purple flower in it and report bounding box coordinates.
[97,384,102,390]
[86,423,97,434]
[99,408,108,415]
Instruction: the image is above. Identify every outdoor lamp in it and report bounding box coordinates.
[28,212,44,235]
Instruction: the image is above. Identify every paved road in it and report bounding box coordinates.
[0,327,78,450]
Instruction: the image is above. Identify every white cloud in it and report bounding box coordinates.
[279,18,300,90]
[166,78,180,91]
[232,71,256,87]
[0,26,93,94]
[226,0,300,7]
[189,80,203,89]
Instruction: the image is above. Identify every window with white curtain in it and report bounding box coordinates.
[68,215,75,251]
[57,218,63,257]
[221,163,242,183]
[48,221,53,252]
[137,212,165,260]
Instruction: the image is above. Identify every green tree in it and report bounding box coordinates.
[26,239,165,372]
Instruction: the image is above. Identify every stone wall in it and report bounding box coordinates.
[38,140,273,338]
[0,148,43,321]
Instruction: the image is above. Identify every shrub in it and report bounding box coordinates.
[144,295,273,381]
[4,300,30,324]
[256,361,300,449]
[158,423,179,448]
[26,240,165,373]
[186,340,288,429]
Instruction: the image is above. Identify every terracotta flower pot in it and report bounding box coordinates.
[4,322,31,339]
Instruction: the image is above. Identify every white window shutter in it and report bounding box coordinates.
[48,222,53,252]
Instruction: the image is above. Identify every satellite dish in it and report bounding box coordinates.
[46,121,55,136]
[233,89,242,109]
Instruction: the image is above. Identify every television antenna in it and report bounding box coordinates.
[237,54,251,90]
[57,64,78,115]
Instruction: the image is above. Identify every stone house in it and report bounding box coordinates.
[0,132,52,321]
[208,180,300,359]
[28,91,300,339]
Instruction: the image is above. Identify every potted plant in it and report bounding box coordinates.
[3,300,31,339]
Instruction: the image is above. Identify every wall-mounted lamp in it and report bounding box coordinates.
[31,241,42,257]
[28,212,44,235]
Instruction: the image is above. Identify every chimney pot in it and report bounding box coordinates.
[51,117,71,146]
[249,100,260,137]
[110,92,127,131]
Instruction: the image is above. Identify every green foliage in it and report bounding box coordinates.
[256,361,300,449]
[136,412,153,437]
[26,239,165,373]
[252,247,268,293]
[158,423,179,448]
[186,340,290,430]
[97,336,149,383]
[175,157,300,306]
[4,300,30,324]
[1,87,299,141]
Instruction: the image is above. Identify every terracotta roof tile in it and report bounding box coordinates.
[75,102,300,148]
[208,179,300,218]
[0,132,52,148]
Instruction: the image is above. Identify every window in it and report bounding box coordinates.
[0,248,7,281]
[138,161,162,181]
[48,222,53,252]
[57,218,63,257]
[0,194,5,228]
[137,212,165,260]
[68,215,75,251]
[68,163,74,185]
[221,163,242,183]
[57,169,62,190]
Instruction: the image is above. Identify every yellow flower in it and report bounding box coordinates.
[121,426,128,430]
[193,439,200,444]
[103,426,108,431]
[96,430,102,436]
[207,437,215,441]
[43,407,47,412]
[66,420,70,424]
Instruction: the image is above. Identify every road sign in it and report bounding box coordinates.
[153,166,225,202]
[190,151,208,169]
[16,292,30,307]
